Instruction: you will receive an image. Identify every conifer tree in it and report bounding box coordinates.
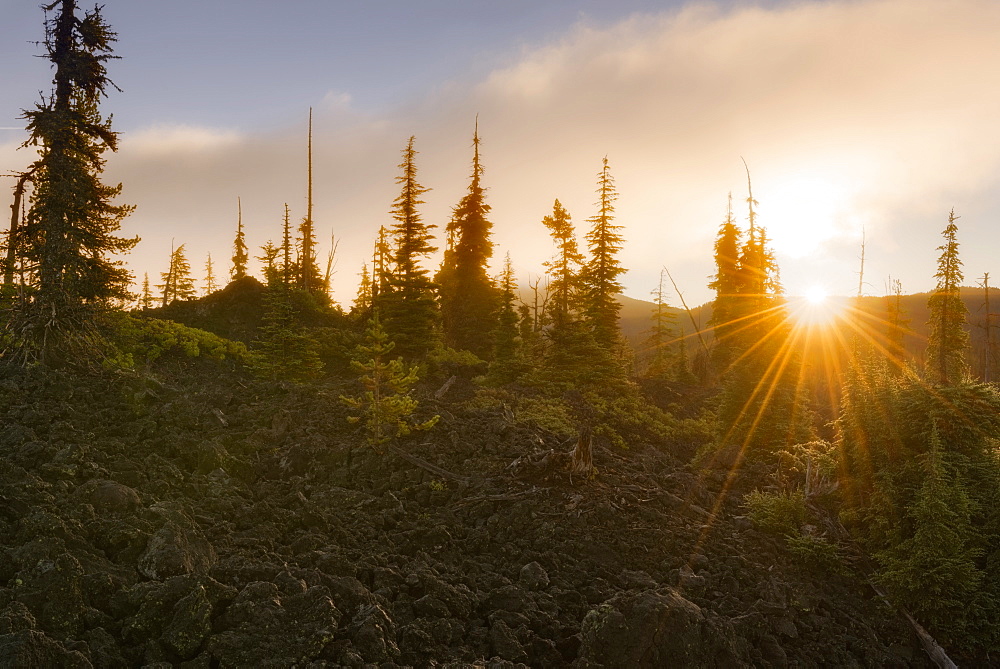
[487,253,525,383]
[542,199,583,330]
[354,263,373,316]
[9,0,137,357]
[157,243,196,306]
[341,316,438,450]
[204,253,217,295]
[438,121,497,357]
[254,288,324,382]
[257,241,280,286]
[231,197,248,281]
[581,157,626,348]
[372,225,392,301]
[139,272,153,311]
[643,269,677,379]
[280,203,294,288]
[885,277,910,367]
[708,193,742,370]
[927,209,969,385]
[381,136,438,358]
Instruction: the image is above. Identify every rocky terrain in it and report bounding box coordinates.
[0,360,931,667]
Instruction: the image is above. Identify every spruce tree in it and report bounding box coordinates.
[353,263,373,317]
[486,253,525,384]
[231,197,248,281]
[381,136,438,358]
[542,199,583,330]
[139,272,153,311]
[9,0,137,358]
[257,241,280,286]
[708,193,742,370]
[204,253,217,295]
[885,277,910,368]
[437,122,497,357]
[643,269,677,379]
[581,157,626,348]
[927,209,969,385]
[157,243,195,306]
[341,316,438,451]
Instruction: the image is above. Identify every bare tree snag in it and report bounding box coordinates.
[4,170,34,290]
[569,426,594,478]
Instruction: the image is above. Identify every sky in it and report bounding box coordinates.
[3,0,1000,308]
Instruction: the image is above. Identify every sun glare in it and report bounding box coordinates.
[805,286,828,304]
[791,286,844,327]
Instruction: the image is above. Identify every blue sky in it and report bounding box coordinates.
[3,0,1000,307]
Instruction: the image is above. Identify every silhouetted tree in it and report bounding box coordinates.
[709,193,741,371]
[257,241,279,286]
[231,197,248,280]
[204,253,217,295]
[157,243,195,306]
[9,0,137,358]
[381,136,438,358]
[643,269,677,379]
[885,277,910,368]
[542,199,583,330]
[927,209,969,385]
[438,121,497,357]
[139,272,152,310]
[581,157,626,348]
[298,108,323,293]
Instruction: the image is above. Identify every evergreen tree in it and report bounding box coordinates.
[372,225,392,301]
[354,263,373,317]
[340,316,438,451]
[542,199,583,330]
[884,277,910,368]
[204,253,217,295]
[643,269,677,379]
[257,241,280,286]
[280,203,294,288]
[486,253,525,384]
[231,197,248,281]
[157,243,196,306]
[581,157,626,348]
[9,0,137,357]
[437,122,497,357]
[381,136,438,358]
[139,272,153,311]
[708,193,742,371]
[927,209,969,385]
[253,287,324,382]
[875,428,983,645]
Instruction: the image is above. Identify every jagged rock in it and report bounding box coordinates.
[490,618,528,664]
[578,587,746,668]
[518,562,549,591]
[207,582,341,665]
[0,629,91,667]
[161,585,212,659]
[85,480,142,513]
[0,601,36,634]
[138,505,216,580]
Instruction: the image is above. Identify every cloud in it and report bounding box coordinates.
[125,124,243,155]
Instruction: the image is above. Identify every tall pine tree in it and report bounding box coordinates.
[581,157,626,349]
[542,199,583,330]
[231,197,248,281]
[708,193,742,371]
[9,0,137,358]
[927,209,969,385]
[381,137,438,358]
[438,121,497,357]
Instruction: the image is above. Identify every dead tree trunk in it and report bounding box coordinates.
[569,425,594,478]
[4,170,34,290]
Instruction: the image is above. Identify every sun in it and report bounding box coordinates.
[805,285,828,304]
[791,285,845,327]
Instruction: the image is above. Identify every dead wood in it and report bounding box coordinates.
[568,426,595,478]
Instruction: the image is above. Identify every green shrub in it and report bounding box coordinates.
[109,315,249,368]
[744,489,807,536]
